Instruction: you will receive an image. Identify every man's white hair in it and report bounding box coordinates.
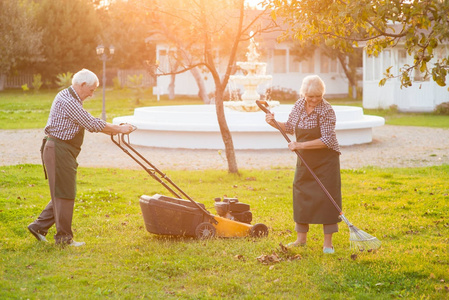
[72,69,99,87]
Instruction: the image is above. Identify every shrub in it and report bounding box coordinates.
[266,86,299,101]
[32,74,43,92]
[389,104,399,113]
[113,76,122,90]
[434,102,449,115]
[127,74,144,104]
[55,72,73,90]
[21,84,29,92]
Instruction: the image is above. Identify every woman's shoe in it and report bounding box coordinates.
[323,247,335,254]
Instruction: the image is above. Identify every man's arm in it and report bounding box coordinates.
[101,123,135,135]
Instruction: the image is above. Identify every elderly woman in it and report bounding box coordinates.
[265,75,341,254]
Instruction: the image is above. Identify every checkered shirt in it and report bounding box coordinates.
[44,87,106,140]
[284,98,341,154]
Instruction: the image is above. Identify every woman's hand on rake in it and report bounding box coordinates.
[265,112,276,127]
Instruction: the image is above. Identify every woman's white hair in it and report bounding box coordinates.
[72,69,99,87]
[299,75,326,97]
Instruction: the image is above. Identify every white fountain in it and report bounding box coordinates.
[113,40,385,149]
[225,38,279,112]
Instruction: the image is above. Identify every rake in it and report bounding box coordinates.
[256,100,381,252]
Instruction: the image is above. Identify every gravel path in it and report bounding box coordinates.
[1,125,448,170]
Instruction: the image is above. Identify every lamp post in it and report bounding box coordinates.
[96,44,115,121]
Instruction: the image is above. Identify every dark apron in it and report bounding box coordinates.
[292,117,341,225]
[45,128,85,199]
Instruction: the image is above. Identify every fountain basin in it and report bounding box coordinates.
[113,105,384,149]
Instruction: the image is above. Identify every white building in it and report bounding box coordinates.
[154,38,349,99]
[363,45,449,112]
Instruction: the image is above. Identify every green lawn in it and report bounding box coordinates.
[1,165,448,299]
[1,89,448,298]
[0,89,204,129]
[1,89,448,129]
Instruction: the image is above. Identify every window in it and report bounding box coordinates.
[398,49,407,66]
[320,55,329,73]
[288,51,300,73]
[413,50,430,82]
[435,46,447,60]
[373,55,381,80]
[273,49,287,73]
[365,56,374,81]
[319,53,338,73]
[302,58,314,73]
[383,50,392,75]
[158,49,169,73]
[330,57,338,73]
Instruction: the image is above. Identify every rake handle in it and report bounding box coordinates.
[256,100,342,214]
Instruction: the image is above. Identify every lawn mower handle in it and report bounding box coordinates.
[110,131,218,224]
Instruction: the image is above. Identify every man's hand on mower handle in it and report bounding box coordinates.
[119,123,136,134]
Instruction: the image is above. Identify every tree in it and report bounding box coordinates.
[268,0,449,89]
[0,0,42,90]
[289,41,362,97]
[34,0,101,82]
[96,0,154,70]
[138,0,278,173]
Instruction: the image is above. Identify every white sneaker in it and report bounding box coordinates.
[68,240,86,247]
[323,247,335,254]
[28,225,48,242]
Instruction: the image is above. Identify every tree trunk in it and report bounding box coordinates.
[214,88,238,173]
[168,74,176,100]
[337,54,356,87]
[190,67,210,104]
[0,74,6,91]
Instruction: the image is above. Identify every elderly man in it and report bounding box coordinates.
[27,69,134,246]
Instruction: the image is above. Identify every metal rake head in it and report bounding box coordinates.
[340,214,381,252]
[348,224,382,252]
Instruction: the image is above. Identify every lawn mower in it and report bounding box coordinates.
[111,132,268,239]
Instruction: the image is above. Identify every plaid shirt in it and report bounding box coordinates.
[285,98,341,154]
[44,87,106,140]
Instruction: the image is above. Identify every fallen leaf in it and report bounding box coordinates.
[256,252,281,264]
[279,242,288,253]
[234,254,245,261]
[291,254,302,260]
[351,254,358,260]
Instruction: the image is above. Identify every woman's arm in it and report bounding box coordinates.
[265,112,288,132]
[288,138,327,151]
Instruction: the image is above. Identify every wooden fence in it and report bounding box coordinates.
[5,74,33,88]
[2,70,156,90]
